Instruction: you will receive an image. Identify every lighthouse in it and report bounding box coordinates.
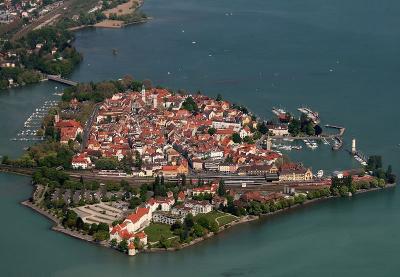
[351,139,356,154]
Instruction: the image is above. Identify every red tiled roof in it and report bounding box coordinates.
[126,207,150,224]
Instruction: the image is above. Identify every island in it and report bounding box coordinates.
[1,77,396,256]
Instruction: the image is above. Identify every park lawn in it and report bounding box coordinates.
[215,214,237,226]
[194,210,223,223]
[144,223,174,242]
[195,210,236,227]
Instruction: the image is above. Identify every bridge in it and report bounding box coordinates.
[47,75,78,86]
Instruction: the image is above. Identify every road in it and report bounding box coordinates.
[80,104,100,152]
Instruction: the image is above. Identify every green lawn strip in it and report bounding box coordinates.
[194,210,223,223]
[215,214,237,226]
[195,210,237,227]
[144,223,174,242]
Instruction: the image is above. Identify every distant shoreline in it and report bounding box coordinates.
[68,0,148,32]
[21,183,396,254]
[68,18,149,32]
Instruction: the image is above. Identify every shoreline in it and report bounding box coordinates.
[21,184,395,255]
[68,0,148,32]
[20,200,104,247]
[68,18,149,32]
[143,183,396,253]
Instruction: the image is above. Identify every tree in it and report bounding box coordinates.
[243,136,254,144]
[118,239,129,253]
[76,217,84,230]
[181,96,198,112]
[89,223,98,235]
[93,230,110,241]
[110,238,118,248]
[232,133,242,144]
[218,180,226,196]
[193,224,205,237]
[184,214,194,229]
[129,197,142,209]
[208,127,216,136]
[134,150,142,169]
[305,122,315,136]
[339,186,349,197]
[95,158,119,170]
[258,122,268,135]
[62,210,78,229]
[76,132,82,143]
[209,221,219,233]
[314,125,323,136]
[288,119,301,136]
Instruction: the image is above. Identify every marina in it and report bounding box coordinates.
[10,100,58,142]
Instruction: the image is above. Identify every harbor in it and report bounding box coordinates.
[268,106,346,153]
[10,100,58,142]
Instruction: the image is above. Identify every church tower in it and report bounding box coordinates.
[141,85,146,103]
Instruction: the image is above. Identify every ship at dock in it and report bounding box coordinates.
[298,107,320,124]
[272,107,291,123]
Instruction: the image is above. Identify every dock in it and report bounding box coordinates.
[47,75,78,86]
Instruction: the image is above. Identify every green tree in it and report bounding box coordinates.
[93,230,110,241]
[193,224,205,237]
[118,239,129,253]
[208,127,216,136]
[288,119,301,136]
[184,214,194,229]
[181,96,198,112]
[258,122,268,135]
[232,133,242,144]
[218,180,226,196]
[110,238,118,248]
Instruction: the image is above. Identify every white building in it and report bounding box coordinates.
[146,197,175,212]
[152,211,184,225]
[212,120,241,131]
[71,153,92,169]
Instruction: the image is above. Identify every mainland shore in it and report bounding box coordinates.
[68,0,147,31]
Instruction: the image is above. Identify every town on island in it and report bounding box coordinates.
[0,0,397,258]
[1,76,396,256]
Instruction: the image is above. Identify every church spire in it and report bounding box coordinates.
[141,84,146,103]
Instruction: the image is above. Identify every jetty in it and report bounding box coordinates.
[47,75,78,86]
[325,124,346,136]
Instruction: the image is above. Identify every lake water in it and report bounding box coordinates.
[1,0,400,276]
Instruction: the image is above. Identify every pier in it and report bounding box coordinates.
[47,75,78,86]
[324,124,346,136]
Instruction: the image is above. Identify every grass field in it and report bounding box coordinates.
[144,223,174,242]
[195,211,237,227]
[216,214,237,226]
